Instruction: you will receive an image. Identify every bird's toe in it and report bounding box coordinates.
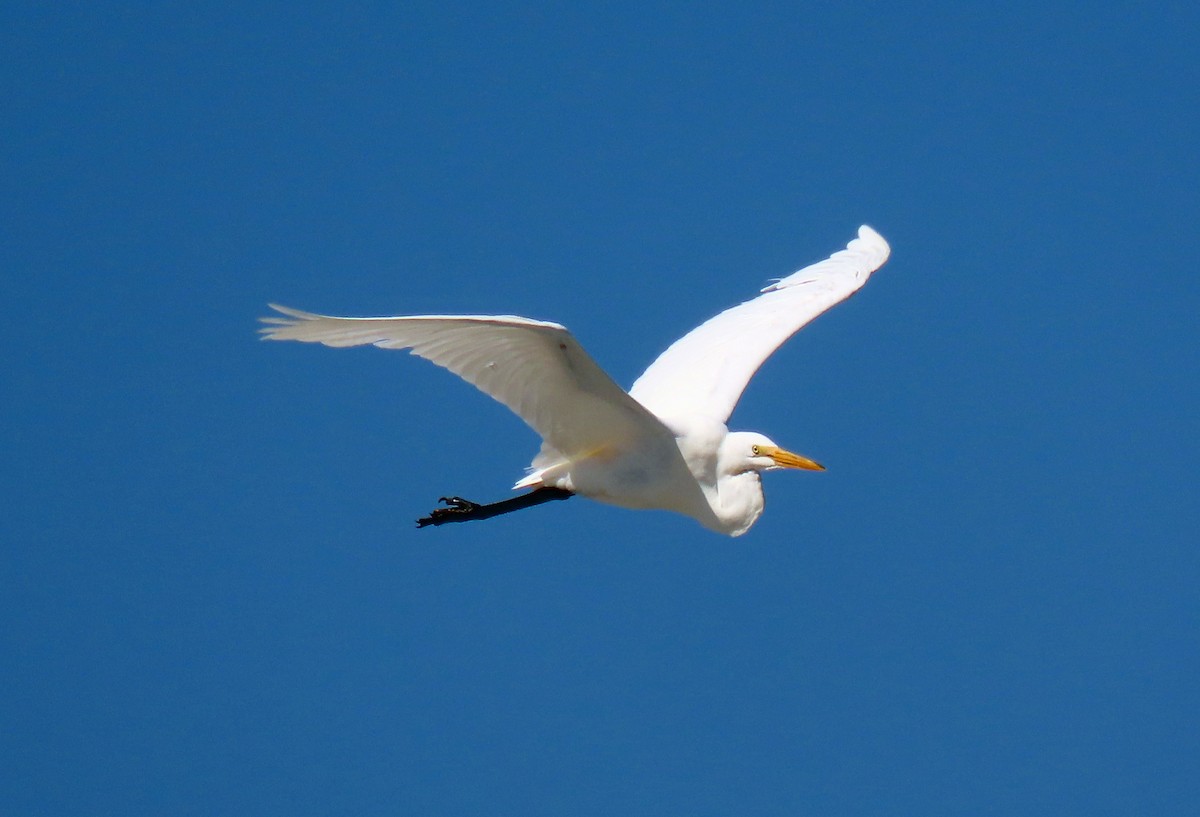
[416,496,483,528]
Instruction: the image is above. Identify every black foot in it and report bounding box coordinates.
[416,496,482,528]
[415,487,574,530]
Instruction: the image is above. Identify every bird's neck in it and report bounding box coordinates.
[704,471,765,537]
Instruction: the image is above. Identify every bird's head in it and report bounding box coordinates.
[707,431,826,536]
[730,432,826,474]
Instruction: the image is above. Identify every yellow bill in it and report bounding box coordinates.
[764,445,825,471]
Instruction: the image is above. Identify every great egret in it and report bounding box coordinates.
[261,225,890,536]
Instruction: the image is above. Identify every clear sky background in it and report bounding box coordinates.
[3,2,1198,815]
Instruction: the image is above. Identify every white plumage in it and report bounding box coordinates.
[261,225,890,535]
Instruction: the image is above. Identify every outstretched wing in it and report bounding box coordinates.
[628,225,891,422]
[260,305,671,459]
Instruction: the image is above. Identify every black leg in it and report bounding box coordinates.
[416,487,574,528]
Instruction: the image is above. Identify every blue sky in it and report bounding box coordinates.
[3,2,1197,814]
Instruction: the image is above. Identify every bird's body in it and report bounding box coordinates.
[261,225,891,536]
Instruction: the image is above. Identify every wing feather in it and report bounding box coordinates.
[628,225,891,422]
[260,305,670,458]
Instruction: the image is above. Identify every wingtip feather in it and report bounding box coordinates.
[758,225,891,294]
[265,303,320,320]
[854,224,891,266]
[259,303,321,340]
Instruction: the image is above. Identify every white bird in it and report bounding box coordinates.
[260,225,890,536]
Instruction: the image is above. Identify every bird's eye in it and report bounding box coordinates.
[752,445,761,455]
